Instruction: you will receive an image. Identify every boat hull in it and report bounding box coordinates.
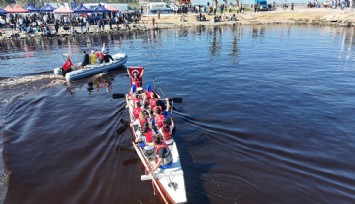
[127,91,187,203]
[54,53,128,81]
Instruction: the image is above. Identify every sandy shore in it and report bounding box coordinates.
[0,8,354,39]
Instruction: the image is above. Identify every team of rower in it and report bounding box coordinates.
[126,71,174,173]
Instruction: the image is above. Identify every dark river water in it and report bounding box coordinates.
[0,25,355,204]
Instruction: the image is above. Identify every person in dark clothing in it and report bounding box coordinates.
[81,50,90,67]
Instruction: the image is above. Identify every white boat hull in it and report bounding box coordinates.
[54,53,128,81]
[128,99,187,203]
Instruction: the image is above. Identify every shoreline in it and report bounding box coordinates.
[0,8,354,40]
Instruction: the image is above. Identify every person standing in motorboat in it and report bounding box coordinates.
[81,50,90,68]
[101,43,114,62]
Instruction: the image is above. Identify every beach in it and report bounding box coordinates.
[0,8,354,39]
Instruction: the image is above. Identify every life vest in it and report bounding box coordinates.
[130,95,141,106]
[154,114,164,128]
[144,129,153,143]
[132,78,142,87]
[133,107,141,119]
[154,142,172,165]
[160,126,171,141]
[149,98,157,109]
[139,118,147,127]
[96,52,105,61]
[145,90,152,99]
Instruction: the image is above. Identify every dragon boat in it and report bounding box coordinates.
[124,66,187,203]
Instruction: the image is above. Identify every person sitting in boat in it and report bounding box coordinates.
[135,122,155,155]
[126,85,143,110]
[143,90,161,111]
[159,118,175,145]
[130,111,148,129]
[152,98,170,129]
[101,43,114,62]
[135,122,154,146]
[144,84,153,99]
[150,134,173,172]
[96,52,105,64]
[132,100,142,120]
[89,50,96,64]
[128,69,144,87]
[81,50,90,68]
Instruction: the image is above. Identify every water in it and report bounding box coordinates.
[0,25,355,204]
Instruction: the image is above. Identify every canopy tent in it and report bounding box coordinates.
[105,5,119,12]
[53,6,73,15]
[73,4,92,13]
[40,3,55,13]
[23,3,40,12]
[5,5,28,13]
[92,4,110,13]
[0,7,7,15]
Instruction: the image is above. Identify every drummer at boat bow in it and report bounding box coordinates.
[150,134,173,173]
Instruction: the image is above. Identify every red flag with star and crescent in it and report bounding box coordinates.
[128,66,144,87]
[62,58,73,72]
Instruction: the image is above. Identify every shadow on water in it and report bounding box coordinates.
[172,111,216,204]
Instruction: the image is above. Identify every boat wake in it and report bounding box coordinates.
[0,74,66,105]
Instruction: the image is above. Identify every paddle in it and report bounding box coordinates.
[112,93,126,99]
[157,86,183,103]
[160,97,183,103]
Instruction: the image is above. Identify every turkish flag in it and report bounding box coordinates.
[61,58,73,76]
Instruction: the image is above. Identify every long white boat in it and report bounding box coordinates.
[125,67,187,204]
[54,53,127,81]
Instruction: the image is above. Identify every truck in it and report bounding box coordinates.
[254,0,269,11]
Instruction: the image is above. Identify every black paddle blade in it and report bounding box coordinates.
[112,93,126,99]
[170,98,183,103]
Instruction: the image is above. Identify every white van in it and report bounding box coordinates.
[148,2,173,14]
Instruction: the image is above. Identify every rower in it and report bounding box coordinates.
[152,98,170,130]
[135,122,154,148]
[158,118,175,145]
[150,134,173,172]
[132,101,142,120]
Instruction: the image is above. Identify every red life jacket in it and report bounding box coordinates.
[144,129,153,143]
[96,52,105,61]
[130,95,141,106]
[154,141,172,165]
[154,114,164,128]
[133,107,141,119]
[145,90,152,99]
[139,118,147,127]
[149,98,156,109]
[160,126,171,141]
[132,78,142,87]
